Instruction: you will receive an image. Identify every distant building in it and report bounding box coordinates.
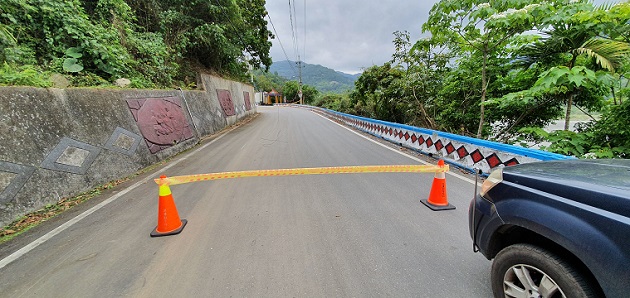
[255,92,264,105]
[264,89,283,105]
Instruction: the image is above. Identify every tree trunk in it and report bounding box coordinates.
[564,54,578,131]
[564,94,573,131]
[411,87,436,129]
[476,47,488,138]
[419,103,436,129]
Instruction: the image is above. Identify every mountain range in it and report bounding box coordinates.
[269,60,360,93]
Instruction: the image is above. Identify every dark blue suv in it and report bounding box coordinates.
[469,159,630,298]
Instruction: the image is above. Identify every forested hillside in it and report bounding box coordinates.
[270,60,359,93]
[252,69,288,92]
[0,0,272,88]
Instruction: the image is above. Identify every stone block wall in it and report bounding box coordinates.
[0,74,255,226]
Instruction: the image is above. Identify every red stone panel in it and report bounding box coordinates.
[126,96,194,154]
[217,90,236,116]
[243,91,251,111]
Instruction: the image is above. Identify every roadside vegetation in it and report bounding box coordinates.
[0,114,258,243]
[1,0,628,159]
[307,0,630,159]
[0,158,169,244]
[0,0,273,88]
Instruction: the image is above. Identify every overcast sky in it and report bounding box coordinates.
[264,0,621,74]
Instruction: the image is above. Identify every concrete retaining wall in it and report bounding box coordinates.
[0,74,255,226]
[308,106,573,174]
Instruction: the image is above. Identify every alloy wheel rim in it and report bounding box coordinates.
[503,264,565,298]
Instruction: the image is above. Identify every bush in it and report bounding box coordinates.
[518,101,630,159]
[0,63,51,87]
[586,101,630,158]
[0,0,272,88]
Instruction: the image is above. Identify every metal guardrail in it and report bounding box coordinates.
[300,106,574,174]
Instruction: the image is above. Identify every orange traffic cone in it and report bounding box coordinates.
[151,175,187,237]
[421,160,455,211]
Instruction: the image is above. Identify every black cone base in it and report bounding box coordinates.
[421,199,455,211]
[150,219,188,237]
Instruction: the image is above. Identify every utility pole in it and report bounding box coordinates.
[248,61,256,91]
[297,60,303,105]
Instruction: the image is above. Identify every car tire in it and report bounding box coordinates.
[491,243,597,298]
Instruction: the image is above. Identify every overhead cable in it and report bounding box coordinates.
[267,14,298,76]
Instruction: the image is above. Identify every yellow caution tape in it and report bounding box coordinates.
[155,164,449,186]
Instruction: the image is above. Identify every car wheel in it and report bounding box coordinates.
[491,243,596,298]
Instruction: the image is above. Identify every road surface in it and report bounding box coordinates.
[0,106,492,297]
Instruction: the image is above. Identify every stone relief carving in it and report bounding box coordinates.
[217,90,236,116]
[127,96,194,154]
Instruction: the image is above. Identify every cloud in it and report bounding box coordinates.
[265,0,619,74]
[265,0,435,74]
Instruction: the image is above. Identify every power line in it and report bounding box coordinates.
[288,0,300,62]
[288,0,307,103]
[267,14,298,76]
[303,0,307,63]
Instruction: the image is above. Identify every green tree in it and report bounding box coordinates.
[0,0,273,87]
[313,93,355,114]
[154,0,272,78]
[517,99,630,158]
[486,62,564,142]
[390,32,452,129]
[282,81,318,104]
[238,0,273,70]
[0,23,17,63]
[514,1,630,130]
[252,69,286,92]
[587,100,630,157]
[434,52,516,137]
[575,2,630,106]
[423,0,546,138]
[0,0,37,65]
[350,63,406,123]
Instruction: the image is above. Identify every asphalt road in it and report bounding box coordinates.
[0,106,492,297]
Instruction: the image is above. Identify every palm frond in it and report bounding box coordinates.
[595,2,615,11]
[576,38,630,72]
[0,25,17,45]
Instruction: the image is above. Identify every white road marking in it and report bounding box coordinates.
[315,112,477,185]
[1,111,478,270]
[0,126,238,270]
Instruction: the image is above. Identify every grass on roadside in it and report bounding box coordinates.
[0,113,258,245]
[0,159,170,245]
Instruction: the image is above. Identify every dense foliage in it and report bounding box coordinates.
[252,69,287,92]
[268,60,359,93]
[320,0,630,158]
[281,81,319,104]
[0,0,273,88]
